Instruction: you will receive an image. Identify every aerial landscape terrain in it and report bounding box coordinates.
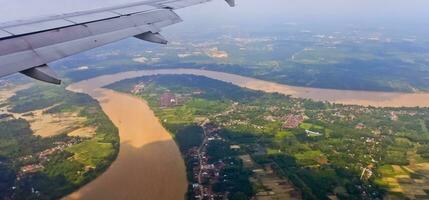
[0,82,119,199]
[1,0,429,200]
[107,74,429,200]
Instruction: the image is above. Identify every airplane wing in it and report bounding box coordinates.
[0,0,235,84]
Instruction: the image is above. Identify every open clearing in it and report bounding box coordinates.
[377,163,429,199]
[24,109,88,137]
[0,84,96,138]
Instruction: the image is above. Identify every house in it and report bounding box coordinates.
[355,123,365,129]
[305,130,322,137]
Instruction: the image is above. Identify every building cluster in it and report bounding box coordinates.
[282,114,304,129]
[38,141,76,161]
[20,164,44,175]
[18,139,81,177]
[159,92,188,108]
[187,122,228,200]
[131,82,146,94]
[159,92,178,107]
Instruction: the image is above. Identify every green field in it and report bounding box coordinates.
[294,150,327,166]
[299,122,324,130]
[67,139,114,168]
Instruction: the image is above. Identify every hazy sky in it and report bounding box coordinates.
[1,0,429,22]
[1,0,428,32]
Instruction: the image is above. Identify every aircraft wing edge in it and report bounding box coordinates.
[0,0,235,83]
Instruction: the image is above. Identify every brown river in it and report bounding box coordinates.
[65,79,187,199]
[64,68,429,199]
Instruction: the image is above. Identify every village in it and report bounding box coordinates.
[188,121,226,200]
[183,120,301,200]
[151,92,303,200]
[113,74,429,200]
[17,138,83,178]
[151,90,303,199]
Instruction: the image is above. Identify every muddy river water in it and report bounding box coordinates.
[65,79,187,199]
[73,68,429,107]
[64,68,429,199]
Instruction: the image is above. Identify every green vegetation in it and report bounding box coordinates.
[8,84,94,114]
[108,74,429,199]
[58,24,429,93]
[299,123,324,131]
[417,144,429,159]
[0,84,118,199]
[174,125,204,152]
[67,139,114,167]
[294,150,327,166]
[214,158,253,199]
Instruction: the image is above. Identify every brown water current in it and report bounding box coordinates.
[71,68,429,108]
[65,81,187,200]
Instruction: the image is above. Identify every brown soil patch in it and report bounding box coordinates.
[68,126,97,138]
[25,109,87,137]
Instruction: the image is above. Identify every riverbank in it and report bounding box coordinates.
[65,85,187,199]
[62,67,429,199]
[71,68,429,107]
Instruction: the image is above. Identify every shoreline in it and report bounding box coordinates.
[62,67,429,199]
[64,85,187,199]
[69,68,429,107]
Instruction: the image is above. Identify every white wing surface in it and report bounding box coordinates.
[0,0,235,84]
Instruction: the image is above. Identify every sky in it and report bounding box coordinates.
[1,0,429,22]
[0,0,428,34]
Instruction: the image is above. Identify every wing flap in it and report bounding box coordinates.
[162,0,210,9]
[20,64,61,85]
[65,12,120,24]
[3,19,75,35]
[34,25,153,62]
[135,32,168,44]
[21,26,92,50]
[112,5,156,15]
